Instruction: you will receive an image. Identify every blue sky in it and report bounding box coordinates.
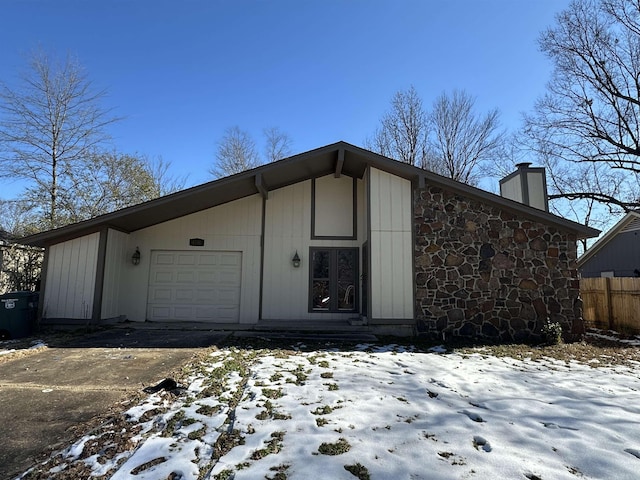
[0,0,570,197]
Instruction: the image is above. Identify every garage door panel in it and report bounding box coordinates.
[198,255,218,266]
[220,254,241,266]
[177,254,197,266]
[176,271,196,283]
[173,306,196,319]
[155,253,176,265]
[149,305,171,320]
[219,269,241,285]
[149,287,173,302]
[198,271,217,283]
[147,250,241,323]
[193,288,216,302]
[217,288,241,304]
[194,306,217,319]
[153,271,175,283]
[175,288,195,302]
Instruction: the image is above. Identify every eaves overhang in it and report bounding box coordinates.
[19,141,600,247]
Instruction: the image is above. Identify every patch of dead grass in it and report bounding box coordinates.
[457,336,640,367]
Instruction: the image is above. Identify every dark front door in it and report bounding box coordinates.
[310,247,358,313]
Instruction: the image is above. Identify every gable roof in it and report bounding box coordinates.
[19,141,600,247]
[577,211,640,267]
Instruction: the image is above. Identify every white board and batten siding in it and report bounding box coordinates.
[262,175,365,320]
[314,174,354,237]
[119,195,262,323]
[262,180,313,320]
[43,170,413,325]
[44,232,100,319]
[368,168,414,320]
[101,228,128,319]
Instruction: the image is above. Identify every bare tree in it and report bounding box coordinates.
[366,86,429,167]
[0,201,43,293]
[0,199,40,237]
[60,152,186,222]
[427,90,505,185]
[0,242,43,293]
[368,87,504,184]
[211,126,293,177]
[263,126,293,163]
[523,0,640,214]
[0,50,120,229]
[1,153,186,231]
[210,126,261,178]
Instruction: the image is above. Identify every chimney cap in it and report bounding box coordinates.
[516,162,532,170]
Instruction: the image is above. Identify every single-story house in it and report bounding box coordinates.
[578,211,640,278]
[20,142,599,339]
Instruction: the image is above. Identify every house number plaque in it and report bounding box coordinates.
[2,299,17,309]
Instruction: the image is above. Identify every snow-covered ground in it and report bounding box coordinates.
[18,337,640,480]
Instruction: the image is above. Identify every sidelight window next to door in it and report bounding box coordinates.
[310,248,358,312]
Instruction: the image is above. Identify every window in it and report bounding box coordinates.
[310,248,358,312]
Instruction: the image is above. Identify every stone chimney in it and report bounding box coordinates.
[499,162,549,211]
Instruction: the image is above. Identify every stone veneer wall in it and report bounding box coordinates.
[414,185,582,341]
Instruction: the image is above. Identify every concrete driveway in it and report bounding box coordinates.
[0,326,229,479]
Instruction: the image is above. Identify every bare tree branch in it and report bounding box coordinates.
[524,0,640,214]
[263,126,292,163]
[368,87,505,185]
[210,126,261,178]
[365,86,429,167]
[428,89,505,185]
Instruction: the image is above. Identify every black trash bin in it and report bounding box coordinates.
[0,291,39,339]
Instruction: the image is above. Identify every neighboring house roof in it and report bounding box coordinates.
[19,142,600,247]
[577,211,640,268]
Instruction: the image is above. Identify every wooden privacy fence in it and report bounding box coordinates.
[581,277,640,334]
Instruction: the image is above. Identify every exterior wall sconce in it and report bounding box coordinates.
[132,247,141,266]
[292,251,301,268]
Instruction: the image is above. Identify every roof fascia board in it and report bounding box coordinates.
[19,173,266,247]
[23,224,105,248]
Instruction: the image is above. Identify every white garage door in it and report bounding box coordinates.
[147,250,242,323]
